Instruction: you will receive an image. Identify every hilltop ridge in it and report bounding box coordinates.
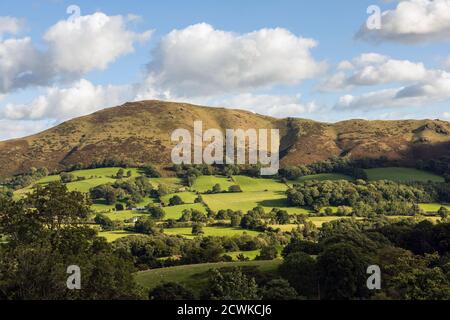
[0,100,449,178]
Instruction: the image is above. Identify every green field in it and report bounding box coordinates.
[163,226,261,238]
[419,203,450,213]
[294,173,353,183]
[102,210,149,222]
[14,167,143,198]
[232,176,287,192]
[149,177,183,189]
[160,192,198,205]
[134,259,282,294]
[163,203,207,220]
[308,216,358,227]
[226,250,261,261]
[192,176,235,193]
[202,191,311,214]
[98,230,138,242]
[365,167,445,183]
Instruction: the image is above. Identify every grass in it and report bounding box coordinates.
[160,192,198,205]
[419,203,450,213]
[13,167,143,198]
[134,259,282,294]
[386,216,441,223]
[192,176,235,193]
[149,177,183,189]
[232,176,287,192]
[163,203,207,220]
[225,250,261,261]
[292,173,353,184]
[98,230,137,242]
[65,178,116,193]
[307,216,357,227]
[163,226,261,239]
[102,210,149,222]
[202,191,311,215]
[365,167,445,183]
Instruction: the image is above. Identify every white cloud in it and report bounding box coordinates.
[0,16,23,38]
[0,13,151,94]
[44,13,152,74]
[445,55,450,68]
[321,53,428,91]
[0,79,132,121]
[0,37,51,93]
[335,70,450,110]
[141,23,326,97]
[0,119,52,140]
[210,93,320,118]
[357,0,450,43]
[444,112,450,118]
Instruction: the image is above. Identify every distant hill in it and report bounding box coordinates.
[0,100,449,178]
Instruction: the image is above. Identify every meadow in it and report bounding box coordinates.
[163,203,207,220]
[163,226,261,238]
[191,176,235,193]
[134,259,282,294]
[11,166,447,244]
[232,175,288,192]
[202,191,311,214]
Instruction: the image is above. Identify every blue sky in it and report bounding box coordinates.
[0,0,449,140]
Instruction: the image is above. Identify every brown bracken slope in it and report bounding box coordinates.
[0,100,449,178]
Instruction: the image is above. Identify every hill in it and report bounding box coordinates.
[0,100,449,178]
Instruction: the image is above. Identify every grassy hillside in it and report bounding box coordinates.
[0,100,449,179]
[134,260,282,294]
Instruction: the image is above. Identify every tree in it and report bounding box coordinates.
[127,170,132,177]
[192,223,204,235]
[147,206,166,220]
[115,203,124,211]
[316,243,370,300]
[203,268,260,300]
[134,217,158,235]
[438,206,449,219]
[228,185,242,193]
[212,184,222,194]
[143,165,161,178]
[169,195,184,206]
[116,168,125,179]
[60,172,75,183]
[94,214,115,231]
[149,283,195,300]
[256,246,278,260]
[279,252,318,298]
[0,182,142,300]
[275,210,290,225]
[260,279,298,300]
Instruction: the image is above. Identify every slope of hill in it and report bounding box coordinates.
[0,100,449,178]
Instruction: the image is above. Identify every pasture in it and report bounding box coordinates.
[163,226,261,238]
[160,192,198,205]
[232,176,287,192]
[293,173,353,183]
[134,259,282,294]
[163,203,207,220]
[419,203,450,213]
[192,176,235,193]
[202,191,311,214]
